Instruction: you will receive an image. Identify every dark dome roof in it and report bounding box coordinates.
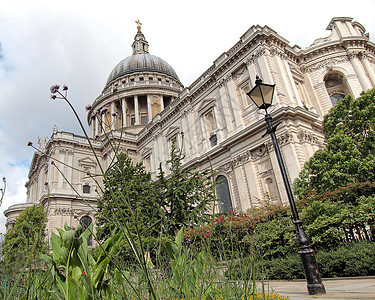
[106,53,180,86]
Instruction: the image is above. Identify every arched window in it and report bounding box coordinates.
[330,93,345,106]
[216,175,233,213]
[80,216,93,246]
[324,72,349,106]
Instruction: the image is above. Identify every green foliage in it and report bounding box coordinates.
[0,205,47,280]
[317,241,375,278]
[294,89,375,198]
[258,254,305,280]
[154,140,215,234]
[96,152,162,241]
[252,217,297,259]
[159,228,275,300]
[300,191,375,250]
[252,241,375,280]
[42,223,125,299]
[184,204,298,260]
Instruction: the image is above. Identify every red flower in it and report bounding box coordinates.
[85,105,92,111]
[51,95,57,100]
[63,85,68,91]
[50,84,60,93]
[27,141,33,146]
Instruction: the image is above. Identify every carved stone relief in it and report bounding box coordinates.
[301,56,349,73]
[297,130,323,148]
[266,131,293,152]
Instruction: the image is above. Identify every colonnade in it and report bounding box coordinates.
[349,51,375,91]
[90,94,174,137]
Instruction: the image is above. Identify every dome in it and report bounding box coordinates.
[106,53,180,86]
[105,25,180,87]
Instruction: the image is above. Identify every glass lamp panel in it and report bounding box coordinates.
[259,84,275,106]
[248,85,265,108]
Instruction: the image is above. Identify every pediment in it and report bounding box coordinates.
[78,157,97,167]
[197,98,215,114]
[140,147,152,157]
[165,126,180,139]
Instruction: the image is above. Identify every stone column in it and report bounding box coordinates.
[111,102,115,130]
[153,136,159,174]
[147,94,152,123]
[58,150,65,189]
[226,78,244,129]
[134,95,139,125]
[90,118,94,137]
[186,106,197,157]
[101,112,105,133]
[359,52,375,87]
[160,95,164,111]
[349,51,372,91]
[180,111,189,156]
[95,116,99,136]
[122,98,127,127]
[218,81,234,133]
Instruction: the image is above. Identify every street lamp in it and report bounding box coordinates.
[246,76,326,295]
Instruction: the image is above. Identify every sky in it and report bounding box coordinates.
[1,0,375,234]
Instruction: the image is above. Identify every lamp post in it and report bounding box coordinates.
[246,76,326,295]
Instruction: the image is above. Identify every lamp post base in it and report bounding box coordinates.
[299,249,326,295]
[296,220,326,295]
[306,283,326,295]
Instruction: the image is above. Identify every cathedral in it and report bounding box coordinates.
[5,17,375,241]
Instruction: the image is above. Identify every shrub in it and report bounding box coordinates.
[228,241,375,280]
[317,241,375,278]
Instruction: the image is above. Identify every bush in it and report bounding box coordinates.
[228,241,375,280]
[261,254,305,280]
[317,241,375,277]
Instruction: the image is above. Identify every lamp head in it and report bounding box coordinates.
[246,76,275,110]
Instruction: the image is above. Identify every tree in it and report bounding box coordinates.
[294,89,375,198]
[0,205,47,280]
[154,140,215,234]
[96,152,162,241]
[96,141,216,244]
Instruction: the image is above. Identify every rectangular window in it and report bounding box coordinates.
[141,116,148,124]
[131,117,135,125]
[210,135,217,147]
[83,185,90,194]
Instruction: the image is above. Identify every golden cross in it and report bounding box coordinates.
[135,20,142,32]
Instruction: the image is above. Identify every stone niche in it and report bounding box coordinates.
[151,94,161,117]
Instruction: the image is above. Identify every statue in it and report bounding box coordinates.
[135,20,142,32]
